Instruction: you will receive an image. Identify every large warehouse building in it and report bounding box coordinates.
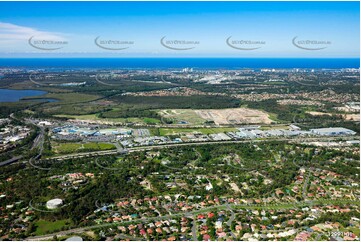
[310,127,356,136]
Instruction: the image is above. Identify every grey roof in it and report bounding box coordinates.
[310,127,356,135]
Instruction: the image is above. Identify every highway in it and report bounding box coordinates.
[41,135,358,161]
[0,155,23,167]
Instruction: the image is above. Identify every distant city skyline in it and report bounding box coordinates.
[0,1,359,58]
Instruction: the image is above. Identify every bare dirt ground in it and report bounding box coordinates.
[194,108,273,125]
[307,111,332,116]
[343,114,360,121]
[229,182,242,194]
[158,109,209,125]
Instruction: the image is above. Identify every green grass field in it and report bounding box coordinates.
[53,142,116,154]
[34,219,70,236]
[143,117,161,124]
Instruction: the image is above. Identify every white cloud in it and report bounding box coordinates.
[0,22,67,42]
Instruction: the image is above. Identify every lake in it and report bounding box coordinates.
[0,89,54,103]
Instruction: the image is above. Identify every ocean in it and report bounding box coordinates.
[0,58,359,69]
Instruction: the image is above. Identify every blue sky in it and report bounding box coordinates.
[0,1,359,58]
